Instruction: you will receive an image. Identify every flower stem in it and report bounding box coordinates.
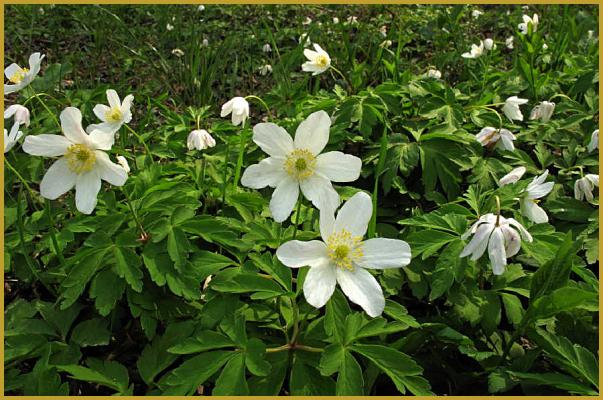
[292,198,303,239]
[221,139,231,205]
[369,125,389,238]
[125,124,154,163]
[495,195,501,226]
[44,199,66,265]
[121,187,147,237]
[330,65,353,91]
[34,92,61,131]
[245,95,273,120]
[232,124,248,190]
[5,158,36,200]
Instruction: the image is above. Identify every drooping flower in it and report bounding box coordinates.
[4,126,23,153]
[202,38,209,47]
[302,17,312,25]
[220,97,250,127]
[166,23,174,31]
[502,96,529,121]
[476,127,516,151]
[171,48,185,57]
[197,5,205,11]
[302,44,331,76]
[460,213,532,275]
[262,43,272,53]
[529,101,555,123]
[87,89,134,140]
[506,36,514,49]
[276,192,411,317]
[4,52,45,95]
[259,64,273,76]
[22,107,128,214]
[462,40,484,59]
[518,14,539,35]
[4,104,30,129]
[116,155,130,173]
[187,129,216,151]
[241,111,361,222]
[575,174,599,202]
[499,166,526,186]
[332,17,340,24]
[521,170,554,223]
[587,129,598,152]
[484,38,495,50]
[379,25,387,37]
[425,68,442,79]
[471,9,483,19]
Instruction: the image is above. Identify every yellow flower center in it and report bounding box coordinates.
[316,55,329,68]
[65,144,96,174]
[105,107,123,123]
[326,229,364,271]
[284,149,316,180]
[9,68,29,84]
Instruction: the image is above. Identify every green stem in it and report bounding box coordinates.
[292,198,303,239]
[369,126,389,238]
[221,139,231,205]
[232,123,248,190]
[245,95,272,120]
[44,199,65,265]
[16,189,43,287]
[5,158,36,199]
[289,296,300,345]
[34,92,61,131]
[125,124,153,163]
[121,187,147,237]
[330,65,353,91]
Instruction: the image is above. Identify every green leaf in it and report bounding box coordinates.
[509,371,598,395]
[527,287,597,322]
[168,330,235,354]
[336,352,364,395]
[60,248,108,309]
[89,269,126,316]
[159,351,235,395]
[57,359,130,395]
[70,318,111,347]
[248,352,288,395]
[290,352,336,395]
[500,293,524,327]
[245,338,271,376]
[112,246,143,292]
[406,230,458,260]
[529,232,576,300]
[325,290,351,343]
[383,300,420,328]
[319,343,345,376]
[167,227,190,271]
[213,353,249,395]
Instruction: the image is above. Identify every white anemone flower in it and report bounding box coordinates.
[220,97,250,127]
[574,174,599,202]
[460,213,532,275]
[476,127,516,151]
[87,89,134,138]
[502,96,529,121]
[4,125,23,153]
[302,44,331,76]
[276,192,411,317]
[587,129,598,152]
[484,38,495,50]
[506,36,514,49]
[116,155,130,173]
[471,10,483,19]
[521,170,554,223]
[22,107,128,214]
[332,17,340,24]
[241,110,361,222]
[425,68,442,79]
[187,129,216,151]
[197,5,205,12]
[461,40,484,59]
[259,64,273,76]
[4,52,45,95]
[499,166,526,186]
[262,43,272,53]
[518,14,539,35]
[529,101,555,123]
[166,23,174,31]
[4,104,30,128]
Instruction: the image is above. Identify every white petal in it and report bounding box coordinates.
[319,206,335,241]
[499,166,526,186]
[87,129,115,150]
[527,181,553,199]
[22,134,71,156]
[276,240,329,268]
[303,264,337,309]
[501,225,521,257]
[269,177,299,222]
[4,83,25,95]
[252,123,294,157]
[300,174,340,212]
[522,199,548,224]
[303,49,319,60]
[86,122,120,135]
[241,157,286,189]
[315,151,362,182]
[75,170,102,214]
[95,151,128,186]
[506,218,533,242]
[294,111,331,155]
[106,89,121,109]
[488,228,507,275]
[4,104,18,119]
[93,104,111,122]
[60,107,88,144]
[357,238,411,269]
[39,158,77,199]
[220,98,234,117]
[336,267,385,317]
[334,191,372,237]
[460,222,494,260]
[121,94,134,123]
[4,63,22,80]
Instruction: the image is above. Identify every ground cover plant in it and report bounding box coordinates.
[3,4,599,396]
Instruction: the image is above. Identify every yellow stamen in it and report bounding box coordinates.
[9,67,29,84]
[65,144,96,174]
[316,55,329,68]
[284,149,316,180]
[326,229,364,271]
[105,107,123,123]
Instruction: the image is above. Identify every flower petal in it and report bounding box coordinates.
[22,134,71,156]
[300,174,340,212]
[276,240,329,268]
[460,222,494,260]
[4,63,22,80]
[501,225,521,257]
[303,264,337,309]
[357,238,411,269]
[336,267,385,317]
[88,129,115,150]
[241,157,286,189]
[106,89,121,109]
[60,107,88,144]
[75,170,102,214]
[488,227,506,275]
[269,177,299,222]
[95,151,128,186]
[319,206,335,241]
[294,111,331,155]
[93,104,111,122]
[40,158,77,199]
[315,151,362,182]
[252,123,294,157]
[334,191,372,237]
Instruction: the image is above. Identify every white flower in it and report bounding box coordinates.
[4,104,30,128]
[529,101,555,122]
[4,52,45,95]
[187,129,216,151]
[460,213,532,275]
[587,30,596,41]
[484,38,495,50]
[4,125,23,153]
[521,170,554,223]
[202,38,209,47]
[575,174,599,202]
[171,48,185,57]
[506,36,514,49]
[588,129,598,152]
[302,44,331,75]
[518,14,539,35]
[499,166,526,186]
[476,127,516,151]
[346,16,358,25]
[220,97,250,127]
[197,5,205,11]
[116,155,130,173]
[332,17,340,24]
[502,96,529,121]
[276,192,410,317]
[542,43,548,50]
[22,107,128,214]
[471,10,483,18]
[87,89,134,139]
[166,23,174,31]
[425,68,442,79]
[302,17,312,25]
[259,64,273,76]
[299,33,311,47]
[241,110,362,222]
[379,25,387,37]
[462,40,484,59]
[379,40,393,48]
[262,43,272,53]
